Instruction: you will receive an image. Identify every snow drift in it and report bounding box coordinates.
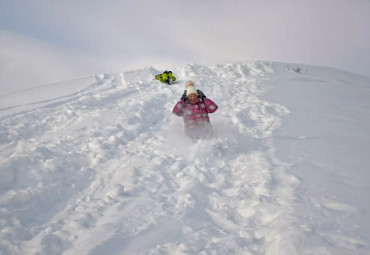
[0,61,369,254]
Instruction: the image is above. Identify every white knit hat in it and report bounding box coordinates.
[185,80,198,97]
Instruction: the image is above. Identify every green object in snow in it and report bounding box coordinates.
[156,71,176,85]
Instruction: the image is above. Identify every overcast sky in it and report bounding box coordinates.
[1,0,369,94]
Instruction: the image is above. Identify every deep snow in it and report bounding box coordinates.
[0,62,369,254]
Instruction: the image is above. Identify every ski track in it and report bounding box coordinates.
[0,62,364,254]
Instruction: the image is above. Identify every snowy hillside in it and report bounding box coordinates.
[1,62,369,254]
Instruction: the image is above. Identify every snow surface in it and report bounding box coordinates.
[0,62,369,254]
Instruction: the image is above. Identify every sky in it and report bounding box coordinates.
[1,0,370,94]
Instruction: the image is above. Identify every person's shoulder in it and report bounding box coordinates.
[203,98,214,103]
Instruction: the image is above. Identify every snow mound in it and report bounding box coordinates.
[0,61,369,254]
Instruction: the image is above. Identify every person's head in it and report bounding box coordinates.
[187,93,198,104]
[185,80,198,104]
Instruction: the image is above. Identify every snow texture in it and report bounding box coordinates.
[0,62,369,254]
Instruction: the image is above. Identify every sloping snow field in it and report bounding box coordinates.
[0,62,369,254]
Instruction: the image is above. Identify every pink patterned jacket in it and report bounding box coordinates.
[172,98,218,128]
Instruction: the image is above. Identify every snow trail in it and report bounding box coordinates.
[1,62,367,254]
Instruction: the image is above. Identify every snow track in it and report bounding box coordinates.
[1,62,367,254]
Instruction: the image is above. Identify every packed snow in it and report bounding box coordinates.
[0,61,369,254]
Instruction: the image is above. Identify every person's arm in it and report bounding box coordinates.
[172,90,187,116]
[204,98,218,113]
[173,101,185,116]
[197,89,218,113]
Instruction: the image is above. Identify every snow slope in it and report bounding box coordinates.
[0,62,369,254]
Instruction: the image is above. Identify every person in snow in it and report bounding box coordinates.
[173,80,218,140]
[155,71,176,85]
